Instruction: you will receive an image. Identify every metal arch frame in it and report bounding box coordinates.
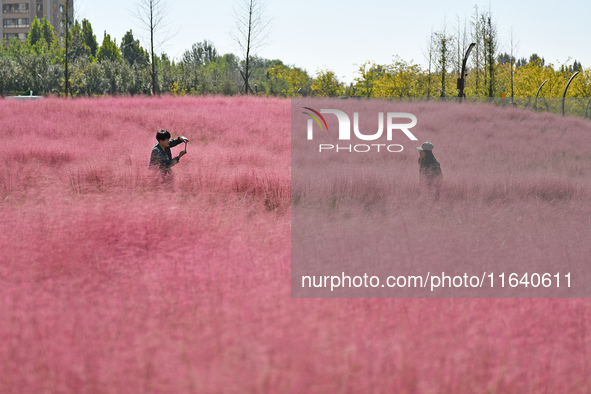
[533,80,548,111]
[457,43,476,103]
[562,71,580,116]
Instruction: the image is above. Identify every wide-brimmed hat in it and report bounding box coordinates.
[416,142,434,151]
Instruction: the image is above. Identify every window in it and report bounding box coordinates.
[3,18,29,28]
[37,4,43,12]
[3,32,27,41]
[60,5,63,13]
[3,4,29,13]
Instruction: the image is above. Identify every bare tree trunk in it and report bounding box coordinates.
[510,26,516,101]
[233,0,269,95]
[455,15,461,77]
[427,31,434,99]
[63,0,70,97]
[471,5,481,95]
[134,0,169,96]
[244,0,252,94]
[485,13,496,98]
[436,20,452,98]
[150,0,157,95]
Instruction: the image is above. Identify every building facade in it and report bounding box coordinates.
[1,0,73,43]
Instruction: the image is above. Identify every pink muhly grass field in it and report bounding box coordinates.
[0,96,590,393]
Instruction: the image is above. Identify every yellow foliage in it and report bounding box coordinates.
[169,82,186,96]
[311,68,343,97]
[267,65,309,97]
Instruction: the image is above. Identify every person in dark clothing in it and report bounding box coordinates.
[149,129,189,177]
[417,141,442,199]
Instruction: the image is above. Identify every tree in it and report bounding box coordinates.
[509,27,517,101]
[40,16,56,50]
[515,57,527,68]
[158,53,177,94]
[182,40,217,67]
[27,17,42,46]
[97,32,121,62]
[101,59,122,95]
[232,0,270,94]
[60,0,73,97]
[82,19,98,58]
[266,64,311,97]
[70,57,106,96]
[0,46,19,96]
[354,61,386,98]
[529,53,545,66]
[121,30,148,66]
[311,69,343,97]
[513,59,565,98]
[434,24,453,98]
[217,53,241,95]
[423,29,435,98]
[573,60,582,72]
[134,0,169,96]
[372,57,423,98]
[470,5,482,95]
[497,53,514,65]
[69,20,91,61]
[454,15,469,77]
[179,40,218,93]
[8,36,56,95]
[481,9,498,97]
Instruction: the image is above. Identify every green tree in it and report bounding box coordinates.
[0,53,18,96]
[27,17,42,46]
[82,19,98,57]
[97,32,121,62]
[434,27,453,98]
[100,59,123,95]
[40,16,56,50]
[8,38,56,95]
[71,57,106,96]
[60,0,73,97]
[481,11,498,97]
[121,30,148,66]
[69,20,91,61]
[158,53,178,94]
[182,40,217,66]
[529,54,545,66]
[216,53,241,95]
[470,5,483,95]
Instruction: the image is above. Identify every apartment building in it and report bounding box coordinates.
[1,0,73,43]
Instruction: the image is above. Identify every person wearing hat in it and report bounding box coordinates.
[417,141,442,199]
[149,129,189,178]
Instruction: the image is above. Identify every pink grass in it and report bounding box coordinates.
[1,96,591,392]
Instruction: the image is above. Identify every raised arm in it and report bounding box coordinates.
[169,137,184,148]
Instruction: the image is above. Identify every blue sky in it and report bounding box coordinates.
[75,0,590,84]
